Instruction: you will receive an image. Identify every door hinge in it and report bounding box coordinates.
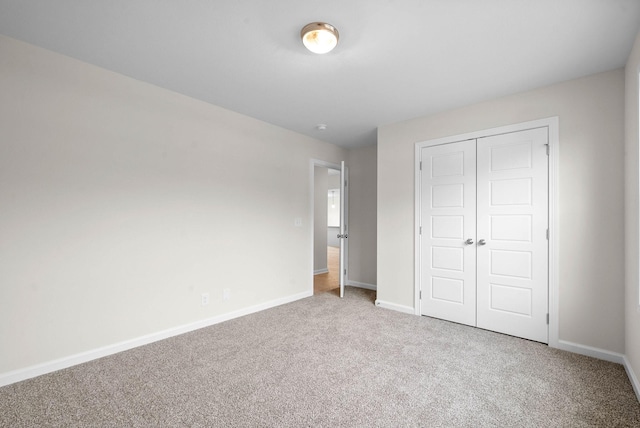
[546,229,549,240]
[344,268,346,275]
[420,290,422,300]
[419,161,422,171]
[546,313,549,325]
[545,144,550,156]
[419,226,422,235]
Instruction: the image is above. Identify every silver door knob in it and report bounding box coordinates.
[465,238,474,245]
[478,239,487,246]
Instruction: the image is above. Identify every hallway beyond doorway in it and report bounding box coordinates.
[314,246,339,294]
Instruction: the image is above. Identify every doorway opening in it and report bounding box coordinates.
[311,159,348,297]
[314,245,340,294]
[313,166,341,295]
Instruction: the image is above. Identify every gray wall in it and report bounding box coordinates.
[0,35,349,375]
[378,69,625,353]
[347,145,377,287]
[328,172,341,190]
[327,227,340,248]
[313,167,328,273]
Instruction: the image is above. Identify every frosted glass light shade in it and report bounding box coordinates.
[301,22,339,54]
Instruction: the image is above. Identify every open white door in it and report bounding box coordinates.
[339,161,349,298]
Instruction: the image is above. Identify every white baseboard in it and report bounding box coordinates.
[374,299,414,315]
[313,268,329,275]
[347,280,377,291]
[0,290,312,388]
[554,340,625,364]
[623,356,640,402]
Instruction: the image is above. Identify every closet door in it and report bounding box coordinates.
[420,140,477,326]
[475,128,549,343]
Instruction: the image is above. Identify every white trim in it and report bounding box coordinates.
[414,117,559,346]
[414,141,422,315]
[314,268,329,275]
[347,280,377,291]
[637,68,640,309]
[415,117,559,149]
[623,356,640,402]
[555,340,624,364]
[0,290,312,388]
[547,117,560,347]
[374,299,414,315]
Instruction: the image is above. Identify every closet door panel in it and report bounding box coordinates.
[420,140,476,326]
[476,128,549,343]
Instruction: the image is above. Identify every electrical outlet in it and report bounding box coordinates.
[294,217,302,227]
[223,288,230,301]
[201,293,210,306]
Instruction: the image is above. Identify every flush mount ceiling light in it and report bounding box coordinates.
[301,22,339,54]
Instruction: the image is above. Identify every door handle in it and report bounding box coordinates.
[465,238,474,245]
[337,234,348,239]
[478,239,487,246]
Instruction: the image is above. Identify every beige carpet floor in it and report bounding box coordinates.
[1,287,639,427]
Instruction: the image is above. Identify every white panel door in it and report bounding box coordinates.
[339,161,348,298]
[420,140,477,326]
[476,128,549,343]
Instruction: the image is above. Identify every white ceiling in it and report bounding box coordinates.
[1,0,639,149]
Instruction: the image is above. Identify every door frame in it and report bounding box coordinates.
[309,159,348,295]
[414,117,559,348]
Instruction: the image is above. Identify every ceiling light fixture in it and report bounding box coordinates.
[301,22,339,54]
